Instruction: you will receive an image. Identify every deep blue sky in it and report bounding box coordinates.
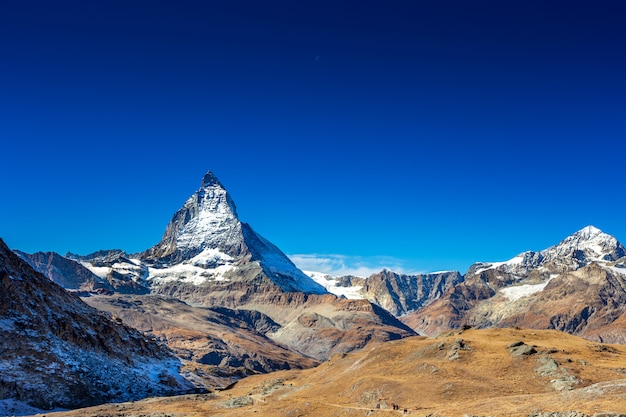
[2,1,625,275]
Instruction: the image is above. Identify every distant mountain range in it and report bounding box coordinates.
[6,170,626,413]
[402,225,626,344]
[303,225,626,345]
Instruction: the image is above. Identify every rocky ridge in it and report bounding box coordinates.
[16,250,113,294]
[402,226,626,343]
[0,238,192,411]
[307,269,463,317]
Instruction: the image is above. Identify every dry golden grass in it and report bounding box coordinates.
[33,328,626,417]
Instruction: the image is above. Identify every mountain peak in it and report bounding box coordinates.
[140,171,326,294]
[201,171,224,189]
[141,171,241,262]
[544,225,625,266]
[573,225,604,239]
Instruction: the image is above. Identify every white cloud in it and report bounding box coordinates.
[289,253,421,277]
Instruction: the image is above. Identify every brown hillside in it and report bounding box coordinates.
[33,328,626,417]
[83,294,319,388]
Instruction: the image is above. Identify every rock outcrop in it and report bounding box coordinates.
[360,269,463,316]
[16,250,113,294]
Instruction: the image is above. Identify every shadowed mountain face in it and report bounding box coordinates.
[15,250,113,294]
[403,226,626,344]
[0,239,191,410]
[359,269,463,316]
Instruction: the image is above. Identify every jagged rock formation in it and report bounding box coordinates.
[403,226,626,344]
[65,250,151,294]
[141,172,245,264]
[0,238,192,410]
[140,171,326,295]
[16,250,113,294]
[360,269,463,316]
[306,269,463,317]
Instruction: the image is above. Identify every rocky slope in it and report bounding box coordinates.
[82,294,320,388]
[403,226,626,343]
[16,250,113,294]
[361,269,462,316]
[66,250,151,294]
[0,238,192,411]
[35,328,626,417]
[307,269,463,316]
[307,269,463,317]
[17,171,416,363]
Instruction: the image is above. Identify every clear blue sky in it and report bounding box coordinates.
[2,1,625,275]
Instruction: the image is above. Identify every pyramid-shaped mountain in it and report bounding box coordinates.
[140,171,326,294]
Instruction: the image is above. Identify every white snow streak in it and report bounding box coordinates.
[304,270,364,300]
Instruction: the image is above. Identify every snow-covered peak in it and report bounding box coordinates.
[142,172,243,262]
[575,225,603,238]
[174,174,240,252]
[140,171,327,294]
[546,225,623,263]
[469,226,625,278]
[201,170,225,189]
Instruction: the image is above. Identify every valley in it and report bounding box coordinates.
[25,328,626,417]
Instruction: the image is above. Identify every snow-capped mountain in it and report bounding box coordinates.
[0,238,192,412]
[16,250,114,294]
[403,226,626,343]
[142,172,244,263]
[55,172,325,295]
[139,171,326,294]
[467,225,626,279]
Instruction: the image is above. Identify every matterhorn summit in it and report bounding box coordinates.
[142,172,245,263]
[141,171,326,294]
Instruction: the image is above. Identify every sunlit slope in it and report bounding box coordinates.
[36,327,626,417]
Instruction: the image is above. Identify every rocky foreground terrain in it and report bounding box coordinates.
[25,328,626,417]
[0,239,192,411]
